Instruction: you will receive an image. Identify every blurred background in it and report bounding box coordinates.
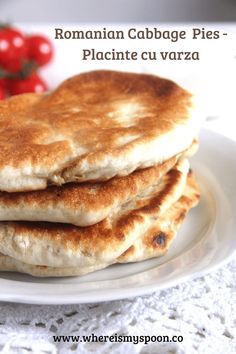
[0,0,236,22]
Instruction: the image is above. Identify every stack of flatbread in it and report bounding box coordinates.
[0,70,201,277]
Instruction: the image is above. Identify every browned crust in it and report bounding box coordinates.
[118,170,200,262]
[0,170,200,277]
[0,151,180,214]
[0,161,189,264]
[0,140,198,227]
[0,70,192,189]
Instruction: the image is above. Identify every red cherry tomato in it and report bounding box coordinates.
[0,27,26,66]
[27,35,53,67]
[0,86,6,100]
[3,58,23,74]
[8,73,48,95]
[0,77,7,89]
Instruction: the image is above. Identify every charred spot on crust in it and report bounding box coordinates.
[121,245,135,258]
[153,232,166,247]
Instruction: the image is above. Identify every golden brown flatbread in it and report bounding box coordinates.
[0,70,200,192]
[0,140,198,226]
[0,159,189,268]
[0,170,200,277]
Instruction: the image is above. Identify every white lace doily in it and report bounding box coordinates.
[0,258,235,354]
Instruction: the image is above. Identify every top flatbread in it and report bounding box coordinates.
[0,70,200,192]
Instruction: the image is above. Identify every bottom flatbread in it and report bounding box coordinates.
[0,170,200,277]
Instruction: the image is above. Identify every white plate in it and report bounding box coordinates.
[0,129,236,304]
